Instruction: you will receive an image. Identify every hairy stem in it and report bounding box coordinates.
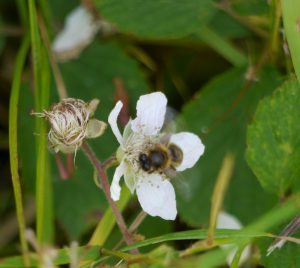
[82,142,135,247]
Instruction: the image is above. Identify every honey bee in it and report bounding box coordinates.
[138,142,183,178]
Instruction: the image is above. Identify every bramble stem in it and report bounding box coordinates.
[82,142,135,247]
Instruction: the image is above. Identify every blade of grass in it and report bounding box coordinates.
[124,195,300,253]
[207,153,235,245]
[16,0,28,28]
[28,0,41,109]
[3,224,300,268]
[270,0,281,59]
[38,0,53,38]
[38,47,53,243]
[197,27,248,67]
[35,47,51,244]
[229,243,247,268]
[3,194,300,268]
[282,0,300,82]
[9,36,30,267]
[0,229,267,268]
[28,0,52,243]
[122,229,267,253]
[0,245,101,268]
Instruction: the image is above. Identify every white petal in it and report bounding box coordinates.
[216,211,243,230]
[110,161,127,201]
[170,132,205,171]
[222,243,251,267]
[131,92,167,135]
[52,6,100,58]
[108,101,124,145]
[217,211,251,266]
[136,174,177,220]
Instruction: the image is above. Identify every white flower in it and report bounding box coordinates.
[108,92,205,220]
[216,211,251,267]
[52,5,115,61]
[52,6,100,60]
[35,98,106,154]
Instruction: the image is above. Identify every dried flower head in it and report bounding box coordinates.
[35,98,106,154]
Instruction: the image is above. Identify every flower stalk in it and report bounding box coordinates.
[81,142,136,248]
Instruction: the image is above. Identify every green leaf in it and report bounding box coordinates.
[95,0,215,39]
[195,27,247,67]
[232,0,269,16]
[54,41,149,238]
[49,0,78,21]
[246,79,300,195]
[176,66,281,227]
[208,10,250,39]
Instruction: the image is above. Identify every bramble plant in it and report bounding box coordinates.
[3,0,300,267]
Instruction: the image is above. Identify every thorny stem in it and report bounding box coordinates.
[81,142,136,249]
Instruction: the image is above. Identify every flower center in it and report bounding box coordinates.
[122,132,159,174]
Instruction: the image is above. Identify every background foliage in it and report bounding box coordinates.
[1,0,300,267]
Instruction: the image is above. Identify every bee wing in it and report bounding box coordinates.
[162,106,178,133]
[171,173,191,200]
[162,106,189,135]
